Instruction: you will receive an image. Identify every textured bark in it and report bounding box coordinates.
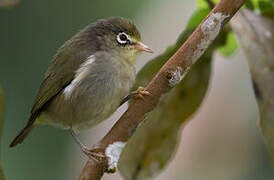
[78,0,247,179]
[78,159,106,180]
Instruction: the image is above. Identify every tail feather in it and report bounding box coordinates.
[9,124,34,148]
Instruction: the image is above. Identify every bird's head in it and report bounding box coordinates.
[91,17,153,63]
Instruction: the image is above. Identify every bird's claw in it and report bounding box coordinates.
[82,147,106,162]
[69,129,106,161]
[134,86,151,100]
[120,87,151,105]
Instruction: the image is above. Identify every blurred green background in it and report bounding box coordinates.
[1,0,273,180]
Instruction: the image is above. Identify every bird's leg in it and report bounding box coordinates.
[120,86,151,105]
[69,128,105,161]
[69,129,90,154]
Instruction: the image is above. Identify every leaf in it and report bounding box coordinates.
[118,1,236,178]
[117,1,238,179]
[119,51,211,180]
[245,1,255,10]
[198,0,274,18]
[196,0,220,9]
[197,0,274,18]
[230,9,274,163]
[218,31,238,56]
[118,25,232,180]
[258,0,274,18]
[0,85,5,180]
[246,0,274,18]
[185,8,211,30]
[196,0,210,9]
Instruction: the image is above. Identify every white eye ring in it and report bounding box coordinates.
[117,32,130,45]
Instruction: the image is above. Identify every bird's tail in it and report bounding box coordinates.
[9,123,34,148]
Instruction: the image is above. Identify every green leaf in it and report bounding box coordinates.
[119,31,213,180]
[186,8,211,30]
[245,0,255,10]
[119,25,233,180]
[246,0,274,18]
[196,0,209,9]
[258,0,274,17]
[218,31,238,56]
[196,0,220,9]
[118,1,240,178]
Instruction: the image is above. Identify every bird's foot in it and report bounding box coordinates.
[69,129,107,163]
[81,147,106,162]
[120,86,151,105]
[133,86,151,100]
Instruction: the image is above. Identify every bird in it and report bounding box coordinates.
[9,17,152,153]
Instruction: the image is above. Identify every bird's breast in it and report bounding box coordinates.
[72,60,135,130]
[45,54,136,131]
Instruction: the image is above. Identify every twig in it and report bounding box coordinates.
[78,0,248,179]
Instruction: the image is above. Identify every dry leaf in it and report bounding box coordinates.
[231,9,274,163]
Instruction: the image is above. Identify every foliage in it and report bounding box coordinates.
[230,9,274,163]
[118,1,235,178]
[119,0,274,179]
[196,0,274,56]
[217,31,238,57]
[197,0,274,18]
[246,0,274,18]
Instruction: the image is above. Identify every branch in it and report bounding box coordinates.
[78,0,247,179]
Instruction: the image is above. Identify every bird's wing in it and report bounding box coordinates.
[28,45,89,124]
[9,45,91,147]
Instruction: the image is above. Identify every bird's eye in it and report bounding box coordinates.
[117,32,130,45]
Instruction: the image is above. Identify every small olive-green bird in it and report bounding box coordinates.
[10,17,152,148]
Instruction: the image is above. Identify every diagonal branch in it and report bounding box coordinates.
[78,0,247,179]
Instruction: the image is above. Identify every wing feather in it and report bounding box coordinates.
[28,39,94,125]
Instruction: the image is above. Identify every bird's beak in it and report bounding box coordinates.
[135,42,153,53]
